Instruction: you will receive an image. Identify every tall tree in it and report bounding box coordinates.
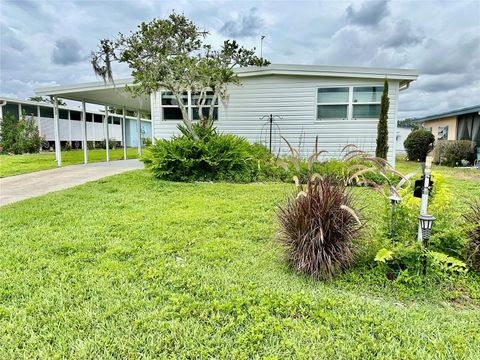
[91,13,269,133]
[375,79,390,159]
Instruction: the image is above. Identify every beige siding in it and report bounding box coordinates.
[422,116,457,140]
[152,75,401,165]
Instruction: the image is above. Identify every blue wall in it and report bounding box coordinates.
[125,118,152,147]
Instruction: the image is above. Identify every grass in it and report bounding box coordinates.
[0,148,139,177]
[1,162,479,358]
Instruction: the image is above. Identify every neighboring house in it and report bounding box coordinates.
[413,105,480,144]
[396,126,412,155]
[35,64,418,166]
[0,97,152,148]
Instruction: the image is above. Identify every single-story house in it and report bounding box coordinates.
[0,97,152,149]
[34,64,418,166]
[395,126,412,155]
[413,105,480,144]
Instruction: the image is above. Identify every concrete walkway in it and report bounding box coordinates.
[0,159,144,206]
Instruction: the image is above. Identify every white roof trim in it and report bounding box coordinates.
[235,64,418,81]
[35,78,133,97]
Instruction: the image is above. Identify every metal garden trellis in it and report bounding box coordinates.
[259,114,283,154]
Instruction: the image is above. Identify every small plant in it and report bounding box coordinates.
[277,137,363,279]
[464,198,480,271]
[403,129,435,162]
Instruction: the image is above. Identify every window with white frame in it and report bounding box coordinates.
[317,87,349,120]
[161,91,219,121]
[192,91,218,120]
[352,86,383,119]
[317,86,384,120]
[162,91,188,120]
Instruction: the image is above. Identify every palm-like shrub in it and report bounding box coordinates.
[278,177,363,279]
[277,137,363,279]
[464,198,480,271]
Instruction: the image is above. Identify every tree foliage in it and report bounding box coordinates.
[28,96,67,106]
[398,118,419,130]
[91,12,269,133]
[0,113,42,154]
[375,79,390,159]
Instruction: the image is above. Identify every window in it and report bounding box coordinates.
[317,88,349,120]
[22,105,37,116]
[317,86,384,121]
[192,91,219,120]
[438,125,448,140]
[193,107,218,120]
[352,86,383,119]
[70,111,81,121]
[112,116,121,125]
[161,91,219,121]
[59,109,69,119]
[162,91,187,120]
[4,103,19,120]
[162,92,187,106]
[93,114,103,123]
[39,106,53,118]
[163,107,184,120]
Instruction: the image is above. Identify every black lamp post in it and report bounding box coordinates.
[418,214,436,275]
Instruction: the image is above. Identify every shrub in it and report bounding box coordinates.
[142,126,261,182]
[0,114,42,154]
[277,177,363,279]
[441,140,475,166]
[0,112,17,152]
[404,129,435,162]
[464,198,480,272]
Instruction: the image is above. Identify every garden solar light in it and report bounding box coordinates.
[388,193,402,238]
[418,214,435,242]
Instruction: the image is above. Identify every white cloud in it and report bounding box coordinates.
[0,0,479,119]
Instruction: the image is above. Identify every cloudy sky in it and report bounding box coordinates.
[1,0,479,119]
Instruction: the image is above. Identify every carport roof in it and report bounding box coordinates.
[35,78,151,112]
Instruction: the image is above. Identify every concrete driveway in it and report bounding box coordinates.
[0,159,144,206]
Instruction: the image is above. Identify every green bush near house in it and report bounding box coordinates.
[0,113,43,154]
[404,129,435,162]
[437,140,476,166]
[142,126,267,182]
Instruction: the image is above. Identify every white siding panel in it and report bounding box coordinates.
[70,121,82,141]
[152,75,401,165]
[39,117,55,140]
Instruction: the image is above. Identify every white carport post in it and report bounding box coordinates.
[122,107,127,160]
[104,105,110,162]
[82,101,88,164]
[53,96,62,167]
[136,110,142,156]
[36,105,42,152]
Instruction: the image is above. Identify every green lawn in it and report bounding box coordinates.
[1,164,479,358]
[0,148,139,177]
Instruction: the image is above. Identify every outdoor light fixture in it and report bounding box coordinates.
[418,214,436,276]
[388,193,402,238]
[418,214,436,244]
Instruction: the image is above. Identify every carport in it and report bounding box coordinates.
[35,79,150,167]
